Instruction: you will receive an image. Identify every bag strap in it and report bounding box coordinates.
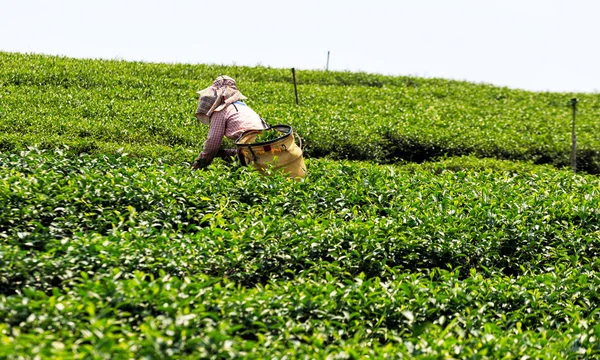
[260,117,269,129]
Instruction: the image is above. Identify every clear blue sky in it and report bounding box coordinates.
[2,0,599,93]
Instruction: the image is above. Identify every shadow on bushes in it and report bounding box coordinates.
[382,131,600,174]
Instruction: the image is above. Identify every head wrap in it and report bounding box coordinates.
[212,75,239,89]
[195,75,247,124]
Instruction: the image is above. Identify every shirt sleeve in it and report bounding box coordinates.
[199,111,227,161]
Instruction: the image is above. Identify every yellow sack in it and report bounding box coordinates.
[235,124,307,179]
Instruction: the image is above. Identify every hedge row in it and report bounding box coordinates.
[2,51,600,172]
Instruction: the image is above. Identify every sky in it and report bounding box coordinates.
[1,0,599,93]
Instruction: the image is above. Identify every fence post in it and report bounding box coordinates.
[570,98,578,174]
[292,68,299,105]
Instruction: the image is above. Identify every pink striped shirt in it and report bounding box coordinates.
[199,102,265,160]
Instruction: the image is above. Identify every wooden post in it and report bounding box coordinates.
[292,68,299,105]
[570,98,578,174]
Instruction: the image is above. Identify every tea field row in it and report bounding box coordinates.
[2,52,600,172]
[1,151,600,357]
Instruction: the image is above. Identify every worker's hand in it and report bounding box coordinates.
[191,157,210,171]
[216,149,237,163]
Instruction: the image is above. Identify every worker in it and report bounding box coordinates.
[191,75,266,170]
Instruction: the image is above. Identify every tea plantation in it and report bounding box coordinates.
[1,52,600,358]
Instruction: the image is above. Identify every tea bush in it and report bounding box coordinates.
[1,150,600,357]
[2,52,600,172]
[3,51,600,357]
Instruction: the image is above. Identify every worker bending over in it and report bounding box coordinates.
[192,75,266,170]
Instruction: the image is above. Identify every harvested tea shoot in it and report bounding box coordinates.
[253,128,282,143]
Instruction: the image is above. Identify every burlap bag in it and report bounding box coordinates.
[235,125,307,179]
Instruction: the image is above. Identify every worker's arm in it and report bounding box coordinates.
[192,112,227,170]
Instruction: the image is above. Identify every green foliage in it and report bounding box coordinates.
[1,150,600,357]
[2,51,600,357]
[252,128,282,143]
[2,52,600,173]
